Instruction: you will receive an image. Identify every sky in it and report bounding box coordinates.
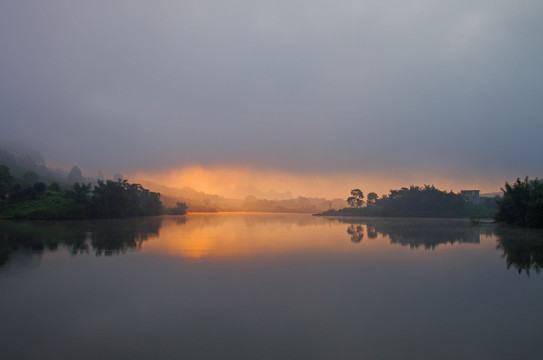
[1,0,542,198]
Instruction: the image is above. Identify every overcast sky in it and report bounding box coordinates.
[1,1,542,196]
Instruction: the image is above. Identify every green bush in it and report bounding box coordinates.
[495,177,543,228]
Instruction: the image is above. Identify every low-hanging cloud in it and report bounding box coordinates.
[1,0,542,186]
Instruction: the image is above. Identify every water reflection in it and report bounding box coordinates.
[495,226,543,276]
[3,215,543,360]
[144,213,340,260]
[346,224,364,243]
[0,217,162,267]
[90,219,161,256]
[338,217,543,275]
[2,215,543,275]
[337,218,484,249]
[367,225,378,239]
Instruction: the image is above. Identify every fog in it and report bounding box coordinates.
[1,1,542,194]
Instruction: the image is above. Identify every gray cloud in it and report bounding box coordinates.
[1,0,542,179]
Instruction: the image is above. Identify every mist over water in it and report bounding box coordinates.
[1,214,542,359]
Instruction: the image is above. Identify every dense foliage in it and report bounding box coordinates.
[318,185,497,218]
[495,177,543,228]
[0,165,164,219]
[90,179,163,218]
[378,185,468,217]
[347,189,364,207]
[170,202,188,215]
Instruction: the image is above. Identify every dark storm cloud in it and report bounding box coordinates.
[1,0,542,178]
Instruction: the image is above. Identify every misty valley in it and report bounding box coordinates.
[1,213,542,359]
[2,142,542,229]
[2,1,542,359]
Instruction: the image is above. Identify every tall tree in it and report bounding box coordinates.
[366,192,378,206]
[495,177,543,227]
[347,189,364,208]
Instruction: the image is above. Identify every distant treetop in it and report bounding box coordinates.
[67,165,84,184]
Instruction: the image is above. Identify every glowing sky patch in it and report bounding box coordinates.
[129,165,504,199]
[1,1,542,191]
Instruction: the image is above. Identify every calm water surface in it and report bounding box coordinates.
[1,213,542,359]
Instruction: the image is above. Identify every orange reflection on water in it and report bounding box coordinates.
[143,213,390,261]
[142,214,488,261]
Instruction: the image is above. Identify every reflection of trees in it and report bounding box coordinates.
[347,225,364,243]
[338,218,482,250]
[90,218,161,256]
[366,226,377,239]
[0,217,164,267]
[338,218,543,275]
[0,221,83,266]
[382,224,481,250]
[495,227,543,276]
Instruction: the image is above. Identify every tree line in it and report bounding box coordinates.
[320,178,543,228]
[0,165,186,219]
[318,185,497,219]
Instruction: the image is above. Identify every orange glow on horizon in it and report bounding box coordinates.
[128,165,503,200]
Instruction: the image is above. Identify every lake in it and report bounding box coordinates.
[1,213,542,359]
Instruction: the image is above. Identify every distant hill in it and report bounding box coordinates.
[137,179,344,213]
[138,180,242,212]
[1,142,347,213]
[0,142,71,186]
[228,185,293,200]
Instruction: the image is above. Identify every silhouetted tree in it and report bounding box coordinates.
[378,185,467,217]
[90,179,162,218]
[366,192,378,206]
[347,189,364,208]
[172,202,188,215]
[495,177,543,227]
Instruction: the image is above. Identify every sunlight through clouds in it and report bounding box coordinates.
[1,0,542,192]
